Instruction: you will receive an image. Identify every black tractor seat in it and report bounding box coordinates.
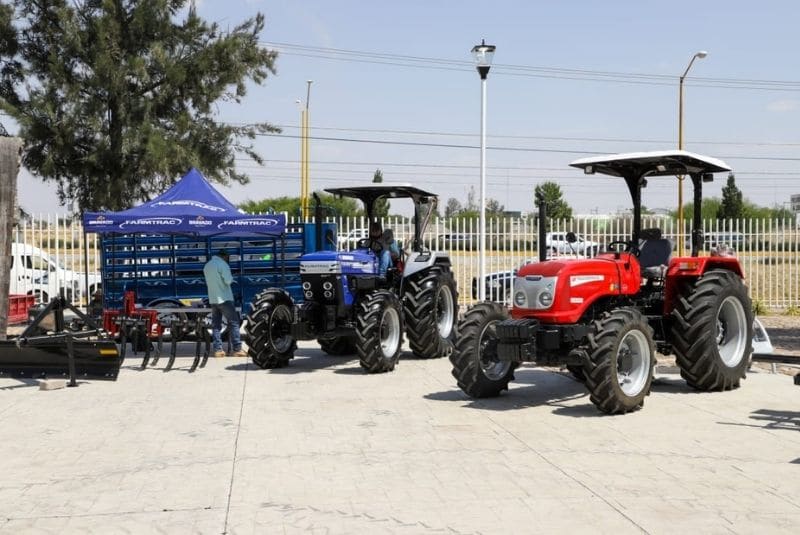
[638,228,672,279]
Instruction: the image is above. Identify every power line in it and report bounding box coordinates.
[263,41,800,92]
[235,161,800,180]
[269,123,800,148]
[256,132,800,162]
[234,157,799,176]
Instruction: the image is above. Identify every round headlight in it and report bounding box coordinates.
[302,282,311,290]
[323,281,333,290]
[304,290,313,299]
[538,291,553,307]
[324,290,333,299]
[514,291,527,307]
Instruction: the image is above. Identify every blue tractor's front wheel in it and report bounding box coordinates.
[356,291,405,373]
[244,289,297,369]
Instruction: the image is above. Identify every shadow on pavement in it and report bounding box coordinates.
[717,409,800,433]
[425,368,592,414]
[748,408,800,431]
[0,378,41,391]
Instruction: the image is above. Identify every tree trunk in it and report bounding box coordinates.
[0,137,22,340]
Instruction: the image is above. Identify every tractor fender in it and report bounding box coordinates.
[664,256,746,314]
[402,251,451,278]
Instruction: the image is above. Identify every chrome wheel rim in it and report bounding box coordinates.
[617,330,650,396]
[717,296,747,367]
[380,307,401,357]
[436,286,455,339]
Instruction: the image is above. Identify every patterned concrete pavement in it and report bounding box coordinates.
[1,342,799,534]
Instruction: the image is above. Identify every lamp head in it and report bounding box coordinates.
[695,51,708,59]
[471,39,496,67]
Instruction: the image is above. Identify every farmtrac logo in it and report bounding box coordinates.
[120,217,182,229]
[189,215,213,227]
[86,215,113,226]
[151,200,226,212]
[217,218,280,230]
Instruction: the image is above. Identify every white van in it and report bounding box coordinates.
[10,242,102,303]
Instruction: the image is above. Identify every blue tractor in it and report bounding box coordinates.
[244,184,458,373]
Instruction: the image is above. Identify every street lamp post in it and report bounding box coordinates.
[677,50,707,256]
[472,39,495,302]
[302,80,313,219]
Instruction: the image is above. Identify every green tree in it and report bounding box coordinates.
[372,168,390,219]
[239,192,362,218]
[444,198,462,218]
[534,181,572,220]
[486,198,504,215]
[717,173,745,222]
[670,198,723,222]
[0,1,278,211]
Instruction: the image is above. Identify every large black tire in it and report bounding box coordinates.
[356,291,405,373]
[244,289,297,369]
[584,308,655,414]
[670,269,753,391]
[317,336,357,356]
[404,266,458,359]
[566,365,587,383]
[450,302,518,397]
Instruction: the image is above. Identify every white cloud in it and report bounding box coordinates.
[766,99,799,112]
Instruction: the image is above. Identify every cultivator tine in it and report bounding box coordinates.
[165,319,180,372]
[150,333,164,367]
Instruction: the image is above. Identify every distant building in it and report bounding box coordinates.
[791,194,800,213]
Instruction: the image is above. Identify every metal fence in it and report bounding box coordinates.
[10,214,800,312]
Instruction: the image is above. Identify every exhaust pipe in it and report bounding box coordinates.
[538,199,547,262]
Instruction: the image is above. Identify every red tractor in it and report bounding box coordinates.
[450,151,754,414]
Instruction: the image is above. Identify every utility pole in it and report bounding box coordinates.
[0,137,22,340]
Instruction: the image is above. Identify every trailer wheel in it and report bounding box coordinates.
[404,266,458,359]
[584,308,655,414]
[450,302,517,397]
[670,270,753,391]
[318,336,357,356]
[357,291,404,373]
[244,289,296,369]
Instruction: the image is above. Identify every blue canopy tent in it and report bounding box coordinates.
[80,168,289,312]
[82,167,285,235]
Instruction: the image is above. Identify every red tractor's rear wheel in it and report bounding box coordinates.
[670,269,753,391]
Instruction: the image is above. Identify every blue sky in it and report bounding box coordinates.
[16,0,800,215]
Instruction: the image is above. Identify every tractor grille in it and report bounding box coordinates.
[301,273,341,305]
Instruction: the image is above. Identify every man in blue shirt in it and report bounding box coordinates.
[203,249,245,358]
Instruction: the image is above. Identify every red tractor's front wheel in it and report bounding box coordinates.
[584,307,655,414]
[450,302,518,398]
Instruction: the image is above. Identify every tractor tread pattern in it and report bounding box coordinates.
[404,266,458,359]
[583,307,655,415]
[357,291,404,374]
[449,302,517,398]
[244,289,296,369]
[670,269,753,391]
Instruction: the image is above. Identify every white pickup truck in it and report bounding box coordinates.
[10,242,102,303]
[545,232,601,257]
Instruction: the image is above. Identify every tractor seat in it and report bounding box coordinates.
[638,229,672,279]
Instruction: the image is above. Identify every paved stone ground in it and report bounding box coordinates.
[1,341,799,534]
